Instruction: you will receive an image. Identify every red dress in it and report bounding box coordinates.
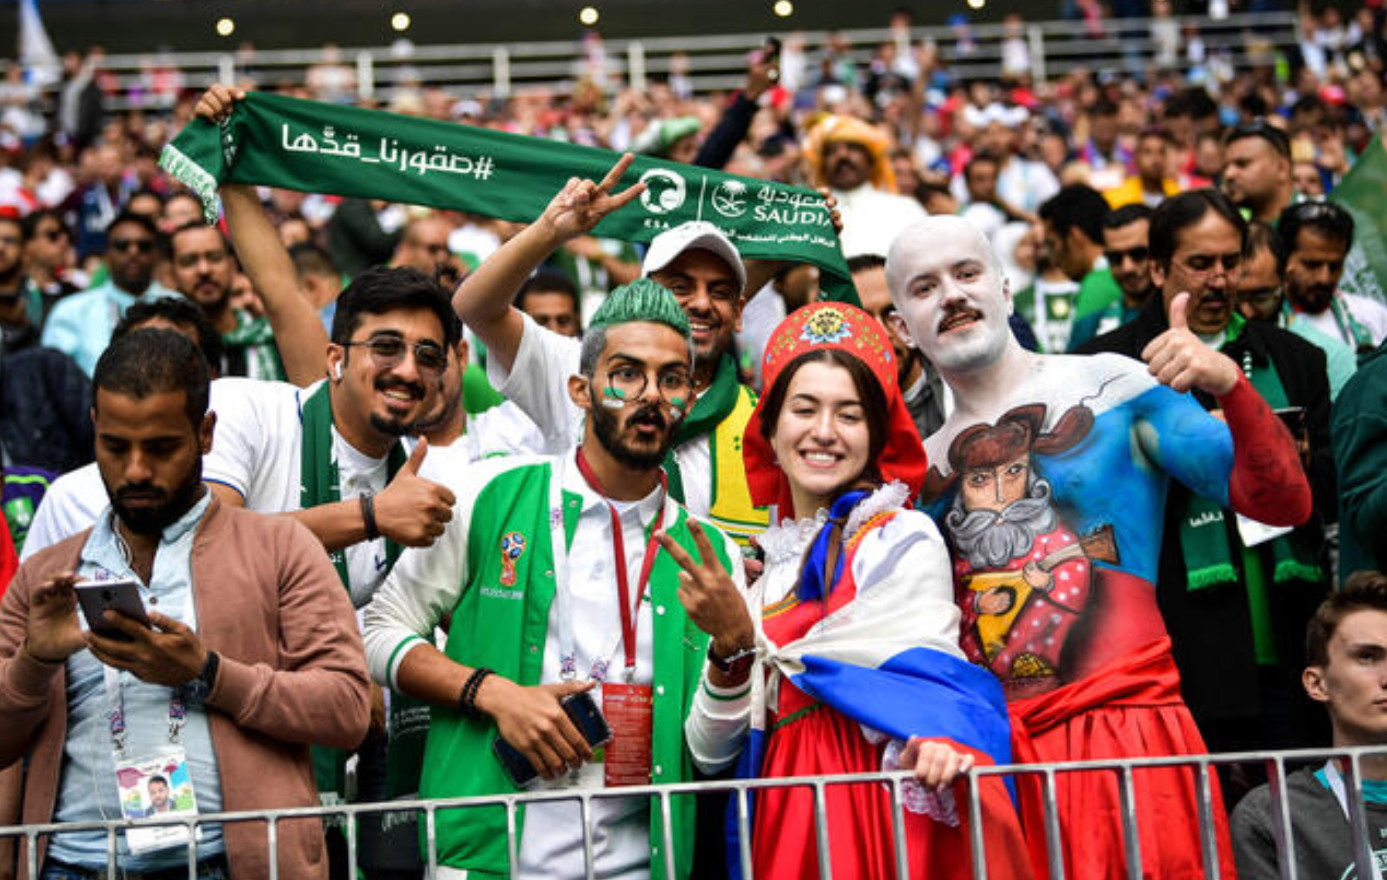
[750,572,1034,880]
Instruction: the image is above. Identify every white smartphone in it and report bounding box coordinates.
[74,580,150,638]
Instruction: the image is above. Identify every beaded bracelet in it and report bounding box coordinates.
[458,667,494,720]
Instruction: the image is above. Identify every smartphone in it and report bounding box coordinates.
[1274,406,1307,438]
[74,579,150,639]
[491,691,613,788]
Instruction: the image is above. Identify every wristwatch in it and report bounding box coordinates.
[183,650,220,707]
[708,641,756,677]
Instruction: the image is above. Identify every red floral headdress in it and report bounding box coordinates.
[743,302,928,516]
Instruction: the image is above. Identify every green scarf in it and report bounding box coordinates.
[160,92,859,305]
[299,382,409,800]
[222,309,285,382]
[662,352,740,504]
[1179,316,1324,595]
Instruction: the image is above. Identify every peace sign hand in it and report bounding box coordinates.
[538,153,646,245]
[656,523,755,659]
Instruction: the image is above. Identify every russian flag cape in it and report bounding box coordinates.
[727,489,1016,874]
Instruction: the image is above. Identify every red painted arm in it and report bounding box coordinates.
[1218,373,1313,527]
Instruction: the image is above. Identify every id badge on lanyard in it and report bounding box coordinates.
[104,666,202,853]
[549,452,663,787]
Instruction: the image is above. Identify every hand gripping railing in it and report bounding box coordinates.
[4,745,1384,880]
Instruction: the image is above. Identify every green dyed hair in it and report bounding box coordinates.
[580,278,692,376]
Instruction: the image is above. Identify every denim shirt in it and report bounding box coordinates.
[48,493,226,870]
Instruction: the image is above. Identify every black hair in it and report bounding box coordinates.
[168,220,229,254]
[105,210,163,247]
[1103,203,1154,231]
[847,254,887,274]
[93,328,209,428]
[1245,221,1288,275]
[289,242,338,279]
[148,775,169,787]
[1149,188,1247,267]
[1039,184,1110,246]
[330,265,461,349]
[516,270,581,316]
[1224,118,1291,160]
[114,297,225,374]
[1278,201,1355,256]
[20,208,70,243]
[1091,98,1119,119]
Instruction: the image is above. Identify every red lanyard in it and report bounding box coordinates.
[574,448,666,677]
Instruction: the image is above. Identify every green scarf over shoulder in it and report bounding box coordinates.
[160,92,859,305]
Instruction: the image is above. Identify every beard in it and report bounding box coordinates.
[110,459,206,537]
[946,478,1059,569]
[590,398,682,471]
[369,377,428,437]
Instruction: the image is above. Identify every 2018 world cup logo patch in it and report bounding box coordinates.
[500,532,526,586]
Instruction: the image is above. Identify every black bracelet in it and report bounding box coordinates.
[360,491,380,541]
[459,667,493,720]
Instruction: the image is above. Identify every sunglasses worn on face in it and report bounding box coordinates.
[342,336,447,376]
[1105,246,1149,266]
[111,237,155,254]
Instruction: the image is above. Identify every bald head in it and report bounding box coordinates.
[883,216,1014,376]
[886,216,1003,302]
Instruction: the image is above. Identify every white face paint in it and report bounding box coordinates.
[886,217,1013,376]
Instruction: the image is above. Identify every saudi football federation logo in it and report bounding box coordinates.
[639,168,686,215]
[712,180,748,218]
[499,532,527,587]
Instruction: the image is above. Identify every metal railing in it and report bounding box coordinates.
[22,11,1300,113]
[4,745,1383,880]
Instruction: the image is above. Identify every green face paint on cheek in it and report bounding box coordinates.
[668,396,686,410]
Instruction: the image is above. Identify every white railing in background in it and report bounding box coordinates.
[22,11,1299,112]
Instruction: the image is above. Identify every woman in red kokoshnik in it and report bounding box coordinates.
[662,302,1032,880]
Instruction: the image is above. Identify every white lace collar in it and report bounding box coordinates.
[758,481,911,565]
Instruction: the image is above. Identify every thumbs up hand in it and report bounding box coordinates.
[1139,292,1241,396]
[372,438,458,547]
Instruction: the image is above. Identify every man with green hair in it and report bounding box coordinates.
[362,277,745,880]
[455,154,770,552]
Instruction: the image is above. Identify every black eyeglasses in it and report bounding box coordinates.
[110,237,155,254]
[1104,246,1149,266]
[342,336,447,376]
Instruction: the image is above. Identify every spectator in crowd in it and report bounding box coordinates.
[1037,184,1120,351]
[1222,120,1295,224]
[886,213,1311,879]
[0,213,35,351]
[363,280,745,880]
[0,329,93,476]
[515,270,583,338]
[161,192,204,234]
[1279,201,1387,355]
[22,297,223,560]
[1238,221,1358,398]
[680,300,1032,879]
[169,222,286,382]
[328,198,401,280]
[1333,339,1387,582]
[849,251,947,441]
[1067,204,1155,349]
[1105,127,1182,209]
[1232,571,1387,878]
[20,210,82,326]
[454,156,771,550]
[0,328,371,879]
[1079,190,1335,758]
[801,114,928,261]
[391,215,456,282]
[40,210,177,376]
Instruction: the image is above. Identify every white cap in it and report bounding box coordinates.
[641,221,747,296]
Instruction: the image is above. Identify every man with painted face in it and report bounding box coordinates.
[1078,189,1337,759]
[886,213,1312,879]
[363,279,744,880]
[455,154,769,551]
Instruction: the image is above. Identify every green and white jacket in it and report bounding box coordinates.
[361,451,739,880]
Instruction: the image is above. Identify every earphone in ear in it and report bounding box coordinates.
[334,362,343,380]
